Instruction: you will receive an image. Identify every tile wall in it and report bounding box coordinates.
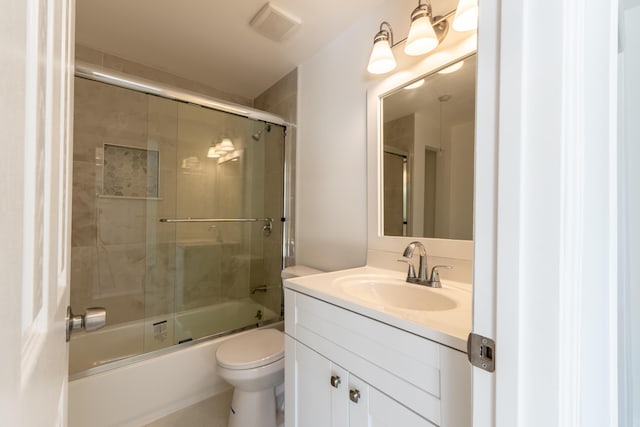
[72,78,179,326]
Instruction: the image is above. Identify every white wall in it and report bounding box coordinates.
[296,0,460,271]
[620,1,640,424]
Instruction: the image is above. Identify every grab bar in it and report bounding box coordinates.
[159,217,274,236]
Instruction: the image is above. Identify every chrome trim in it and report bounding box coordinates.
[74,61,292,127]
[160,217,274,236]
[159,217,272,224]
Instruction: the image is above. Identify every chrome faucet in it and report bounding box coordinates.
[400,241,452,288]
[401,241,428,285]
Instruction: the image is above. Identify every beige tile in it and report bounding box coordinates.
[96,198,148,245]
[71,160,97,247]
[384,114,415,154]
[74,77,149,143]
[75,44,103,65]
[100,52,252,107]
[254,68,298,122]
[175,243,223,311]
[70,244,145,325]
[145,242,177,317]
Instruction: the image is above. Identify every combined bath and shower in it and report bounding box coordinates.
[252,123,271,141]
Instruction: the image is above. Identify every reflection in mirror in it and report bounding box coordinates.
[382,53,476,240]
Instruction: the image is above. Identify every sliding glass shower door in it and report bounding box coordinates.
[70,76,285,375]
[165,102,285,344]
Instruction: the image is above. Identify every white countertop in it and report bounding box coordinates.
[284,265,472,353]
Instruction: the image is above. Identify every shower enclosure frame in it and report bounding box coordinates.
[71,61,295,379]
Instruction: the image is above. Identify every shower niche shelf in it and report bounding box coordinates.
[101,143,160,199]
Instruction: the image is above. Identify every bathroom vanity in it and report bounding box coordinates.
[283,43,477,427]
[284,266,471,427]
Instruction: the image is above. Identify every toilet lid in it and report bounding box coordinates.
[216,329,284,370]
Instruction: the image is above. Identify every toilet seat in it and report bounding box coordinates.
[216,329,284,370]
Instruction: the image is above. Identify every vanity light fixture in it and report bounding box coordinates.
[404,0,449,56]
[219,138,235,152]
[207,144,220,158]
[366,0,477,75]
[367,22,397,74]
[452,0,479,32]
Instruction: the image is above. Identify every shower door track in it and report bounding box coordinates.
[75,61,291,127]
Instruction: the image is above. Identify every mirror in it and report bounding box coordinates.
[381,54,476,240]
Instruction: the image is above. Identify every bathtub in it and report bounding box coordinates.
[69,298,277,375]
[68,298,281,427]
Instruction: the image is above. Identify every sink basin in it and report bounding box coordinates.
[335,276,457,311]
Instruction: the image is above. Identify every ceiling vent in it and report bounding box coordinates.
[250,2,301,42]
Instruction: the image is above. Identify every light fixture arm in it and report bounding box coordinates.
[411,0,433,22]
[374,21,394,47]
[431,17,450,43]
[367,3,464,75]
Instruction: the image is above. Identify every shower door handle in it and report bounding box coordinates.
[66,306,107,342]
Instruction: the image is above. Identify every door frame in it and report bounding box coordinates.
[0,0,75,425]
[473,0,620,425]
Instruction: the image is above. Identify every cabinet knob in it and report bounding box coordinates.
[330,375,341,388]
[349,389,360,403]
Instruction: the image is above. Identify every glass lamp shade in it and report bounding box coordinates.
[452,0,478,32]
[207,146,220,158]
[219,138,235,152]
[404,15,439,56]
[367,38,396,74]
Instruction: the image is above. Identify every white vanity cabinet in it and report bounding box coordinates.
[284,288,471,427]
[288,338,434,427]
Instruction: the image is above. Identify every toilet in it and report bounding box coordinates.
[216,328,285,427]
[216,265,323,427]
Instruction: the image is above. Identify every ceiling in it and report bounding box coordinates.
[75,0,386,100]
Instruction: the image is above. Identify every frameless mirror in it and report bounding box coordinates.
[381,53,476,240]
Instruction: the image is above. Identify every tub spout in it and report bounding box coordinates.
[250,285,269,294]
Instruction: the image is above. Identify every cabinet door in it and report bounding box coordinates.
[288,337,349,427]
[349,375,437,427]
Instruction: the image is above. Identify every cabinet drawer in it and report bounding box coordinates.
[285,289,442,424]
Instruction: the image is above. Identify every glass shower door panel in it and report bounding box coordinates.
[142,95,179,353]
[248,124,286,325]
[70,79,161,373]
[172,103,284,344]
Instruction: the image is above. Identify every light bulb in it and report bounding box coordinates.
[452,0,478,32]
[207,146,220,158]
[367,38,396,74]
[405,15,439,56]
[219,138,235,152]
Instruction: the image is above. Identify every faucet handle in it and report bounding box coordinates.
[397,258,416,279]
[429,265,452,282]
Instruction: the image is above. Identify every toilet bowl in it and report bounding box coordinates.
[216,265,324,427]
[216,328,284,427]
